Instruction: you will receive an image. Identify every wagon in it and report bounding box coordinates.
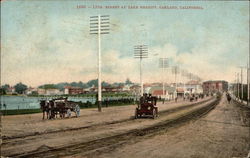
[135,94,158,119]
[40,97,80,120]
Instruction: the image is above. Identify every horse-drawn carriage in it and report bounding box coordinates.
[40,97,80,120]
[135,94,158,119]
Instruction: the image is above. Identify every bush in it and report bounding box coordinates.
[0,109,42,115]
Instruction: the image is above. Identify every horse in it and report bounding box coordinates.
[52,100,67,119]
[48,100,58,119]
[40,98,80,120]
[40,100,50,120]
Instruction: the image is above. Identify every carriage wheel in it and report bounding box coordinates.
[152,109,156,119]
[135,109,138,119]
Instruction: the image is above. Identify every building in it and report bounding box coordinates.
[130,85,141,96]
[64,86,84,95]
[149,86,175,100]
[176,87,185,97]
[202,80,228,94]
[103,86,124,93]
[185,80,203,94]
[38,88,62,95]
[122,84,133,92]
[45,88,61,95]
[6,87,16,95]
[37,88,46,95]
[25,87,38,95]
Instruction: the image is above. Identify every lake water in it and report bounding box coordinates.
[0,96,96,110]
[0,96,136,110]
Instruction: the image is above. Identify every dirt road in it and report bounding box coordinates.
[1,97,215,157]
[88,94,250,158]
[2,97,211,139]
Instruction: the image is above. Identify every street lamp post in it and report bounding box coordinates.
[159,58,169,102]
[134,45,148,96]
[90,15,110,112]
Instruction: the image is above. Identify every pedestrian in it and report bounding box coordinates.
[105,99,108,107]
[226,93,231,104]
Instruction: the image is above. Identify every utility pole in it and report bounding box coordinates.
[237,72,240,100]
[181,69,188,99]
[159,58,169,102]
[134,45,148,96]
[234,72,237,98]
[248,61,249,106]
[172,66,179,99]
[188,72,193,83]
[181,69,187,91]
[240,67,243,102]
[239,66,248,103]
[90,15,110,112]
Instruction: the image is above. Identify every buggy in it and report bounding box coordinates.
[40,97,80,120]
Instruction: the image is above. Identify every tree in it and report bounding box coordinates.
[112,82,125,87]
[2,84,10,90]
[78,81,88,88]
[55,82,70,91]
[0,88,6,95]
[70,82,78,87]
[69,81,88,88]
[87,79,98,87]
[38,84,57,89]
[0,84,10,94]
[14,82,28,94]
[125,78,133,85]
[102,81,111,87]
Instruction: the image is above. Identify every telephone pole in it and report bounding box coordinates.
[248,51,250,106]
[172,66,179,99]
[181,69,188,95]
[248,61,249,106]
[240,67,243,102]
[237,72,240,100]
[90,15,110,112]
[239,66,248,103]
[159,58,169,101]
[134,45,148,96]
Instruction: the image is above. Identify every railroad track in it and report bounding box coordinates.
[7,96,221,158]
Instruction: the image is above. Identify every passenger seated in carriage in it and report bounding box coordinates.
[135,93,159,119]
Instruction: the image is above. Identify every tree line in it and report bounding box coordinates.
[0,78,134,95]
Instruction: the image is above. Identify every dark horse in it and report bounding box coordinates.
[40,98,80,120]
[40,100,50,120]
[48,100,67,119]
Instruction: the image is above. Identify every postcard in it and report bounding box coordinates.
[1,1,249,158]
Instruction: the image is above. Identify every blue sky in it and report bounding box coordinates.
[1,1,249,86]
